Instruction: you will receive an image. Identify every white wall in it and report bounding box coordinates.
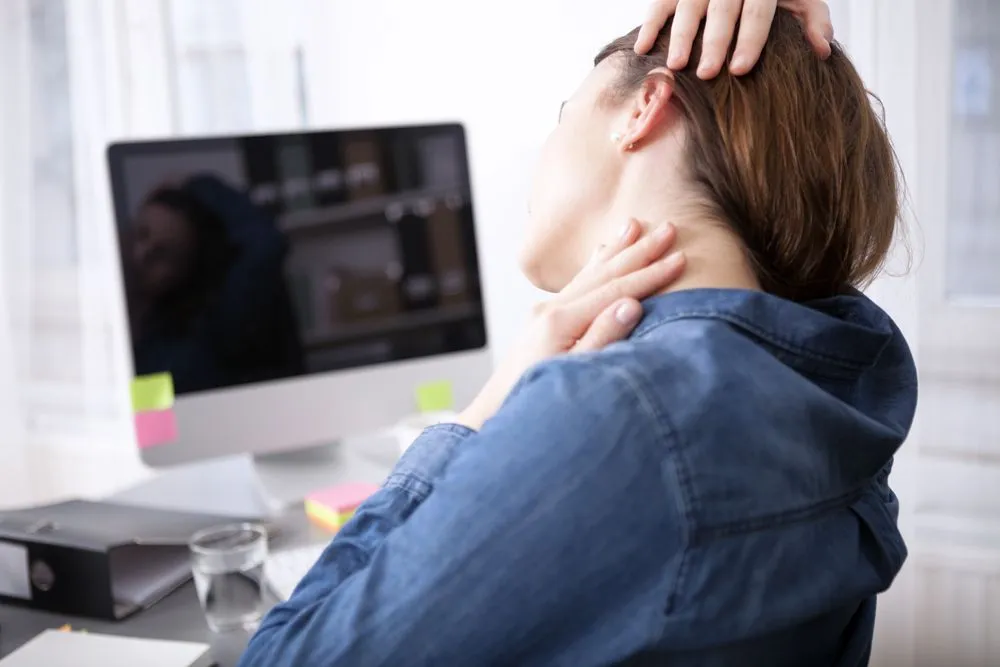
[301,0,650,358]
[297,0,891,362]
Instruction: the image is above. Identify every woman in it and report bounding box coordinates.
[242,1,914,665]
[126,174,303,394]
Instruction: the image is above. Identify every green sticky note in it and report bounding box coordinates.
[415,380,454,413]
[131,373,174,413]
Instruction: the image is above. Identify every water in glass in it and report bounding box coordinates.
[190,523,268,632]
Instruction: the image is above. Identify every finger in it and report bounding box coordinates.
[564,219,645,299]
[802,1,833,58]
[565,222,676,301]
[592,219,641,266]
[604,217,642,258]
[636,0,679,54]
[572,299,643,353]
[587,243,608,267]
[565,250,686,336]
[730,0,777,74]
[697,0,742,78]
[668,0,710,70]
[806,23,832,59]
[604,222,678,278]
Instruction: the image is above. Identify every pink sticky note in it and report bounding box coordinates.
[305,483,380,513]
[135,409,178,449]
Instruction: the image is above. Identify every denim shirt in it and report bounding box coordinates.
[240,288,918,667]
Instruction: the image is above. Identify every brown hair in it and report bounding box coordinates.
[596,10,901,301]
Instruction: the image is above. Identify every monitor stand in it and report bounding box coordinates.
[250,436,397,515]
[111,433,400,520]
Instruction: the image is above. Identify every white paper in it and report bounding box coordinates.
[0,540,31,600]
[0,630,212,667]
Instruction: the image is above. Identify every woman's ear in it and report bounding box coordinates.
[619,67,675,151]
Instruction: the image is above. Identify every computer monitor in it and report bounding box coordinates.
[107,123,490,471]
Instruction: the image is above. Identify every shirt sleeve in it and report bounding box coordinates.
[240,357,684,667]
[271,422,476,597]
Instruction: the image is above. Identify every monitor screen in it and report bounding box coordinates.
[108,124,486,397]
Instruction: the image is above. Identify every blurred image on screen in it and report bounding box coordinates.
[110,125,485,396]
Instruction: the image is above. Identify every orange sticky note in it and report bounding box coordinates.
[135,409,177,449]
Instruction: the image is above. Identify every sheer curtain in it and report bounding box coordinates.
[0,0,307,454]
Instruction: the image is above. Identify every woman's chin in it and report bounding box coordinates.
[519,252,564,294]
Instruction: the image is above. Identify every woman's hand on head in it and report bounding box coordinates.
[635,0,834,78]
[456,220,685,431]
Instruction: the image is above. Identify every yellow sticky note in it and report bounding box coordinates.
[415,380,454,413]
[130,373,174,413]
[305,503,356,533]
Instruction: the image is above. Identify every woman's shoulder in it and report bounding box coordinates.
[523,316,797,445]
[522,316,752,396]
[572,316,759,385]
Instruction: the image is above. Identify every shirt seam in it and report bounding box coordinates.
[420,423,478,439]
[606,362,694,617]
[636,312,884,370]
[381,424,475,503]
[691,487,868,542]
[383,472,434,504]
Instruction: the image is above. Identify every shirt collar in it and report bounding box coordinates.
[631,288,896,369]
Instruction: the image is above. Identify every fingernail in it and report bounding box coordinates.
[654,223,672,240]
[615,301,641,325]
[664,250,685,266]
[620,220,633,240]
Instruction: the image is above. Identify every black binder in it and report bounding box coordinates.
[0,500,263,620]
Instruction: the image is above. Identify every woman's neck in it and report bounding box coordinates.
[656,219,761,295]
[598,186,761,295]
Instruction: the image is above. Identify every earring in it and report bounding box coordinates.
[627,142,636,151]
[610,132,622,143]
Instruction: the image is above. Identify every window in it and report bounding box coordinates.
[947,0,1000,301]
[28,0,76,267]
[912,0,1000,532]
[169,0,253,133]
[169,0,309,134]
[918,0,1000,380]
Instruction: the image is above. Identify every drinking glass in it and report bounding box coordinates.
[189,523,268,632]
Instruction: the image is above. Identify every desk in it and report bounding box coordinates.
[0,501,321,666]
[0,580,255,667]
[0,436,400,665]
